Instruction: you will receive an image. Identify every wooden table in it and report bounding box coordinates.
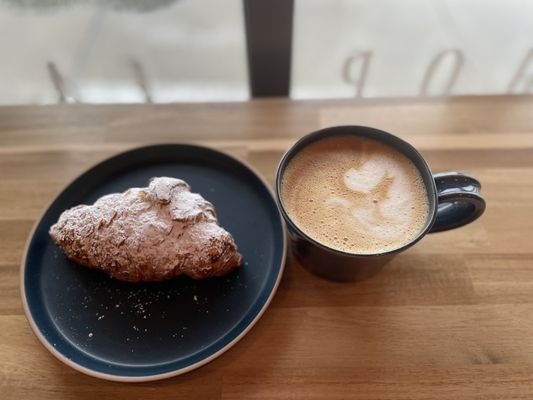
[1,96,533,399]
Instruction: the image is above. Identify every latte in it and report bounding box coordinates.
[280,135,429,254]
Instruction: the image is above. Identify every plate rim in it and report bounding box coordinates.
[20,143,287,382]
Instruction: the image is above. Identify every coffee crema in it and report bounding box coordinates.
[280,135,429,254]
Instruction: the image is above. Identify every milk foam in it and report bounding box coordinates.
[281,136,429,254]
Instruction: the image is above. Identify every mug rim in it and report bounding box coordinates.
[275,125,438,258]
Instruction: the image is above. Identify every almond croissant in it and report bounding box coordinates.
[49,177,242,282]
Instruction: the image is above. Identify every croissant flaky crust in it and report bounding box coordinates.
[49,177,243,282]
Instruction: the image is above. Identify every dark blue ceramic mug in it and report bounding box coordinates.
[275,126,485,281]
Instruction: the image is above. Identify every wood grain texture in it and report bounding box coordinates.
[1,95,533,399]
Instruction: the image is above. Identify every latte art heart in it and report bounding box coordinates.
[343,158,387,193]
[281,136,429,254]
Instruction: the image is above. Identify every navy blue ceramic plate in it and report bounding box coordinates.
[21,144,286,382]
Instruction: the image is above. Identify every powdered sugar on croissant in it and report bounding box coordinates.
[49,177,243,282]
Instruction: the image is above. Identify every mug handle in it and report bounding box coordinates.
[429,172,486,233]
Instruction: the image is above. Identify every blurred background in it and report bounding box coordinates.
[0,0,532,104]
